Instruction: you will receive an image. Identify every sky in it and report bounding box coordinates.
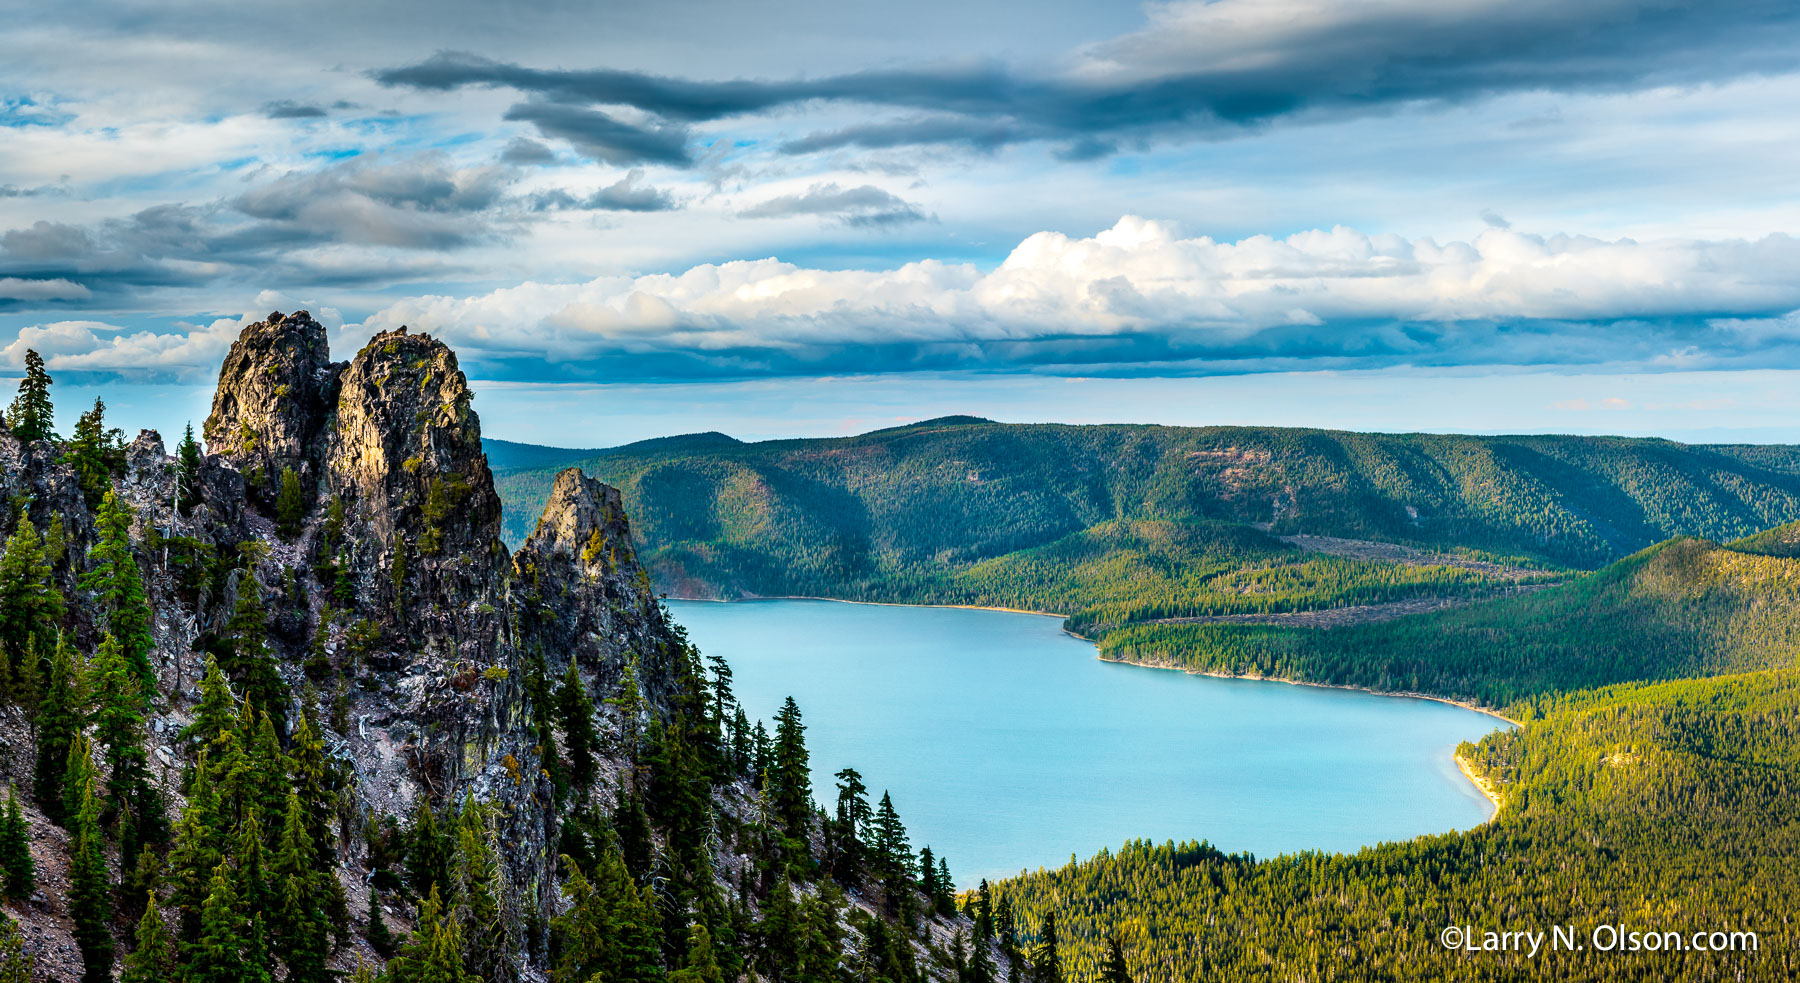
[3,0,1800,446]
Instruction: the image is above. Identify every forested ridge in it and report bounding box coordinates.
[489,420,1800,578]
[487,421,1800,640]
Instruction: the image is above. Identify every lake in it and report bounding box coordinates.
[668,598,1506,885]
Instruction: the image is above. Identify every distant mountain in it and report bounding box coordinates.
[491,420,1800,598]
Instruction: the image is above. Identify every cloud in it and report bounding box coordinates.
[500,101,692,166]
[343,217,1800,380]
[499,137,557,165]
[0,155,520,305]
[739,183,927,226]
[0,278,89,301]
[376,2,1800,162]
[1,316,244,380]
[262,100,329,119]
[531,170,679,213]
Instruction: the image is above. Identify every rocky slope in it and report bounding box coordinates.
[2,312,987,983]
[1,313,697,976]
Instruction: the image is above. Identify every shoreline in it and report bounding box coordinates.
[1099,653,1522,726]
[666,593,1070,620]
[1454,749,1504,821]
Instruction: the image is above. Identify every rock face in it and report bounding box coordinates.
[168,313,689,968]
[512,468,677,706]
[202,310,342,498]
[324,327,506,658]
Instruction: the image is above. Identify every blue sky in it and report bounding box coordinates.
[3,0,1800,446]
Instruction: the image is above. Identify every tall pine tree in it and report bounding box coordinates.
[31,634,82,823]
[5,349,54,443]
[0,510,63,677]
[771,696,812,841]
[0,788,32,899]
[81,491,156,689]
[67,759,113,983]
[120,893,176,983]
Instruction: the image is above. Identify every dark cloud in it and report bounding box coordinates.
[1480,210,1512,230]
[529,170,680,212]
[0,156,518,309]
[376,2,1800,163]
[262,100,329,119]
[740,183,927,226]
[500,101,692,166]
[499,137,557,164]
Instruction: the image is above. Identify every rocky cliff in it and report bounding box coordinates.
[2,312,692,977]
[1,311,986,983]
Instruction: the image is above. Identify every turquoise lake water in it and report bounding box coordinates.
[668,598,1505,885]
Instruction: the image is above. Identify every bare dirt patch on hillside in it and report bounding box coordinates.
[1278,534,1552,580]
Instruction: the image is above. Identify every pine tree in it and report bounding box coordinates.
[226,577,286,725]
[0,511,63,676]
[121,892,176,983]
[92,634,152,825]
[61,730,97,837]
[995,895,1020,973]
[1032,912,1062,983]
[874,791,911,886]
[177,422,204,514]
[32,633,83,823]
[551,852,663,983]
[729,706,752,777]
[558,659,598,794]
[274,790,330,983]
[68,764,113,983]
[385,885,478,983]
[454,797,509,983]
[42,514,67,572]
[81,491,155,689]
[668,921,725,983]
[6,349,54,443]
[937,857,956,917]
[167,751,225,941]
[750,720,771,784]
[275,467,306,537]
[603,659,645,761]
[1100,936,1131,983]
[0,918,34,983]
[63,398,126,507]
[235,809,273,920]
[0,788,32,899]
[367,889,397,957]
[288,710,335,857]
[185,861,251,983]
[405,797,452,900]
[182,657,236,752]
[771,696,811,839]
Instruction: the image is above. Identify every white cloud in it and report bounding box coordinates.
[4,315,247,377]
[360,217,1800,362]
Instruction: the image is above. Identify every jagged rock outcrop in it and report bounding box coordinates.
[511,468,677,706]
[324,327,506,653]
[202,310,342,498]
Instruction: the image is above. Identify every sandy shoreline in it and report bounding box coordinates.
[1455,750,1504,821]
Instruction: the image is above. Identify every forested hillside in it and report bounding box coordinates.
[996,670,1800,981]
[489,419,1800,597]
[1101,536,1800,706]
